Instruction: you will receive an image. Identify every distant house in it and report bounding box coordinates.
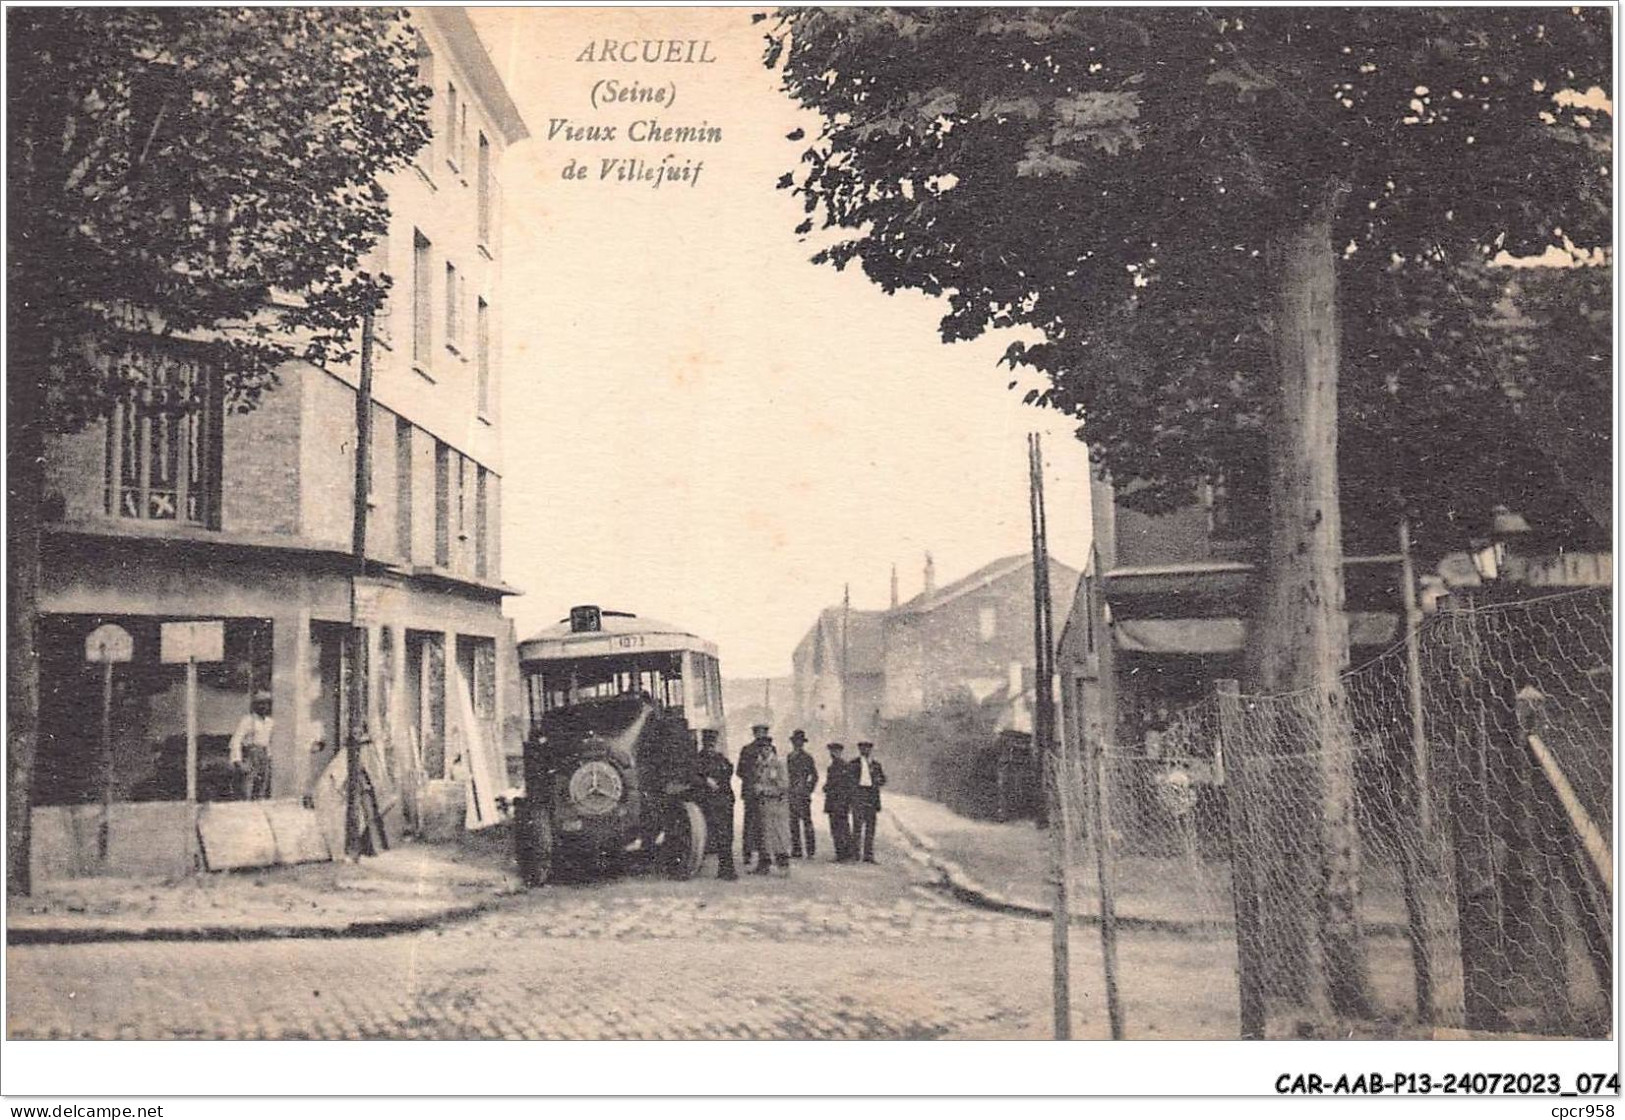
[790,607,887,746]
[885,554,1080,720]
[791,553,1080,746]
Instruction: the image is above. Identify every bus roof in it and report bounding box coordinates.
[518,612,720,663]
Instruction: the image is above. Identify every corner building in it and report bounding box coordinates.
[33,9,529,873]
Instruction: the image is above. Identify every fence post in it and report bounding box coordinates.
[1086,729,1124,1039]
[1443,596,1510,1031]
[1394,534,1436,1023]
[1396,789,1436,1024]
[1217,679,1266,1039]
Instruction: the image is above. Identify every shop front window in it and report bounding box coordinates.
[36,615,272,806]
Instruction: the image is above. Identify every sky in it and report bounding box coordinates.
[470,8,1094,679]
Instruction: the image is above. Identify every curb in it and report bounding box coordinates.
[886,807,1413,939]
[7,891,523,947]
[887,810,1052,921]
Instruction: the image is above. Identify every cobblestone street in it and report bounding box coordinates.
[6,821,1240,1041]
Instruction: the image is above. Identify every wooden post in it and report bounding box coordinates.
[1395,517,1435,1022]
[841,583,851,742]
[98,658,114,862]
[1398,518,1431,835]
[1444,594,1509,1031]
[1030,433,1071,1039]
[346,308,376,858]
[1087,722,1124,1039]
[185,656,199,804]
[1218,679,1266,1039]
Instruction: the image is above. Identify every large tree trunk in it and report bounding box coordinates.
[1249,196,1374,1023]
[7,351,44,897]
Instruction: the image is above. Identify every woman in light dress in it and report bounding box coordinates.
[751,740,793,876]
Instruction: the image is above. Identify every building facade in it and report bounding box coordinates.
[790,608,887,745]
[1060,466,1612,771]
[32,9,528,875]
[1058,472,1404,772]
[791,554,1080,746]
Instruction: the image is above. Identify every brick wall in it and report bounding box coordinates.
[43,420,108,522]
[222,364,303,536]
[365,401,401,563]
[299,371,357,548]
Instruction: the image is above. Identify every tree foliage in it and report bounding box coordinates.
[8,6,431,427]
[767,7,1611,558]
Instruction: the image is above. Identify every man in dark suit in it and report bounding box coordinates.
[736,724,771,870]
[786,729,819,858]
[823,742,855,862]
[850,740,887,864]
[693,736,737,880]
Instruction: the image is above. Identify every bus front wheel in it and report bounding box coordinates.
[662,801,707,881]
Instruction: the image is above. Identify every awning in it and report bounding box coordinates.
[1116,613,1399,655]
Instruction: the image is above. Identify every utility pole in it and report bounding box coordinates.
[841,582,851,741]
[1029,433,1070,1039]
[345,305,377,859]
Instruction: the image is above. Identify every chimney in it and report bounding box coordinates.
[890,564,899,609]
[923,552,936,597]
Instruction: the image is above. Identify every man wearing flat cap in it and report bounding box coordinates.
[229,689,274,800]
[786,729,819,859]
[736,723,772,870]
[850,740,887,864]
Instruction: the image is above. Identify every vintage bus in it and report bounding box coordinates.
[513,605,726,885]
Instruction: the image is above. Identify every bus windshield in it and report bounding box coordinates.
[525,652,684,728]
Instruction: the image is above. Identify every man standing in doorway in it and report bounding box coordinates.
[786,729,818,859]
[850,740,886,864]
[736,723,771,871]
[229,690,274,800]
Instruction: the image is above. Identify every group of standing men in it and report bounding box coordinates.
[692,724,886,881]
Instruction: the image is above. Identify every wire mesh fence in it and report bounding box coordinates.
[1059,585,1612,1039]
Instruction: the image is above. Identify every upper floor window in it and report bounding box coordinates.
[477,133,493,247]
[444,261,462,352]
[978,604,997,642]
[411,229,432,368]
[103,348,222,528]
[445,82,461,169]
[415,39,436,173]
[459,103,470,173]
[368,227,391,345]
[476,296,491,416]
